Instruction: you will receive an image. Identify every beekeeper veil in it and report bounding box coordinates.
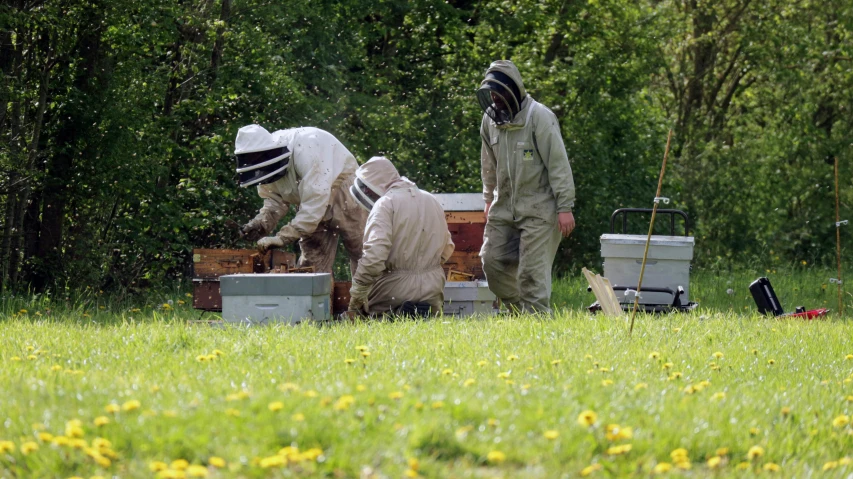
[234,124,291,187]
[476,60,527,125]
[350,156,401,212]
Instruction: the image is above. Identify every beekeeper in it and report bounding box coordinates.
[347,157,455,316]
[476,60,576,313]
[235,124,367,274]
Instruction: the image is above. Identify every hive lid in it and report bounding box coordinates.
[220,273,332,296]
[600,234,694,247]
[434,193,485,212]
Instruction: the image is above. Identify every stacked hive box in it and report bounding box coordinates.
[434,193,496,316]
[191,249,297,311]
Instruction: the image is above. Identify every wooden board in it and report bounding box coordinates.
[447,223,486,253]
[443,251,485,280]
[582,267,623,316]
[445,211,486,224]
[192,248,297,279]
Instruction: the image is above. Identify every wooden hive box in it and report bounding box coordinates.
[192,249,297,311]
[435,194,486,280]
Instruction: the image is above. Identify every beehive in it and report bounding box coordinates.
[220,273,332,325]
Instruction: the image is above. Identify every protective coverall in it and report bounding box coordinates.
[238,125,367,274]
[348,157,455,315]
[478,60,576,313]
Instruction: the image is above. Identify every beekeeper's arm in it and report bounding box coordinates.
[348,199,392,312]
[480,117,497,219]
[441,230,455,264]
[241,187,289,242]
[535,107,576,236]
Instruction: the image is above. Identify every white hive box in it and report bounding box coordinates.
[434,193,486,212]
[443,281,496,316]
[600,234,694,306]
[220,273,331,325]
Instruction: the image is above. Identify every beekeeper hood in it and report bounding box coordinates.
[234,124,292,187]
[476,60,528,125]
[350,156,402,212]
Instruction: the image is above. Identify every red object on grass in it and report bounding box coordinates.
[783,308,829,320]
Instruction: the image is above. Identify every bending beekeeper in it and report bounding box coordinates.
[234,125,367,273]
[347,157,455,316]
[477,60,576,313]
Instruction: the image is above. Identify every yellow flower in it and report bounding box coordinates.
[21,441,38,455]
[675,460,692,470]
[601,379,614,386]
[208,456,225,468]
[344,358,356,364]
[747,446,764,460]
[634,382,648,391]
[767,359,775,365]
[355,345,369,352]
[27,355,37,360]
[463,378,476,387]
[186,465,208,477]
[487,418,499,427]
[431,401,444,409]
[389,391,404,400]
[486,450,506,464]
[543,430,560,440]
[580,463,603,476]
[196,355,207,362]
[781,407,791,417]
[736,461,750,470]
[662,362,673,370]
[10,356,21,361]
[670,448,688,460]
[551,359,562,366]
[605,424,633,441]
[171,459,190,470]
[361,351,371,357]
[672,327,681,332]
[497,371,511,379]
[846,395,853,402]
[303,447,323,461]
[508,355,519,361]
[122,399,141,411]
[823,461,838,471]
[477,360,488,367]
[713,351,724,359]
[51,365,62,371]
[652,462,672,474]
[707,456,722,468]
[260,455,286,468]
[177,300,185,305]
[268,401,284,412]
[606,444,632,455]
[577,410,598,427]
[441,368,453,376]
[839,457,852,465]
[763,463,781,472]
[649,351,660,360]
[716,447,729,456]
[749,427,760,436]
[225,408,240,417]
[37,432,53,442]
[93,416,110,427]
[846,354,853,360]
[711,392,726,401]
[832,415,850,428]
[213,350,224,357]
[333,395,356,411]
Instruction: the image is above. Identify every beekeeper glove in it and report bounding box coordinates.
[239,220,267,242]
[348,282,371,313]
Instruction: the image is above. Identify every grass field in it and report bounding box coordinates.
[1,268,851,478]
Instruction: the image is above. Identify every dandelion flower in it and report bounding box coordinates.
[707,456,722,468]
[171,459,189,470]
[104,404,119,415]
[767,359,775,365]
[186,465,208,477]
[431,401,444,409]
[846,395,853,402]
[601,379,614,386]
[662,362,673,370]
[225,408,240,417]
[763,463,781,472]
[361,351,371,358]
[344,358,356,364]
[268,401,284,412]
[736,462,750,470]
[122,399,141,411]
[781,407,791,417]
[580,464,603,476]
[441,368,453,376]
[208,457,225,468]
[711,392,726,401]
[497,371,510,379]
[477,360,488,367]
[823,461,838,471]
[747,446,764,460]
[508,355,519,361]
[716,448,730,456]
[832,415,849,428]
[389,391,405,400]
[463,379,476,387]
[333,395,355,411]
[634,382,648,391]
[713,351,724,359]
[605,424,633,441]
[845,354,853,360]
[551,359,561,366]
[543,430,560,440]
[839,457,852,465]
[670,448,688,460]
[20,441,38,455]
[37,432,53,442]
[259,455,286,468]
[649,351,660,360]
[749,427,760,436]
[606,444,632,455]
[652,462,672,474]
[577,410,598,427]
[486,450,506,464]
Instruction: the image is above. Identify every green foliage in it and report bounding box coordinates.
[0,0,850,291]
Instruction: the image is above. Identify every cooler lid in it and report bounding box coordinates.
[220,273,332,296]
[434,193,485,212]
[600,234,694,247]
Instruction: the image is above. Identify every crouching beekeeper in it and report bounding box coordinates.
[234,125,368,273]
[347,157,455,316]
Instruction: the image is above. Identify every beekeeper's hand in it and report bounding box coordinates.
[257,236,286,254]
[348,282,370,314]
[239,221,266,242]
[484,202,491,223]
[558,211,575,238]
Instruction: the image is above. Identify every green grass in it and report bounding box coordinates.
[1,268,851,478]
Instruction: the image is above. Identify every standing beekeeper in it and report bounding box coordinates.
[476,60,576,313]
[234,125,367,274]
[347,157,455,316]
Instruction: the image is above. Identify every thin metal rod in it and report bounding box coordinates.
[835,157,843,315]
[630,129,673,335]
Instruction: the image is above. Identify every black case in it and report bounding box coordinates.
[749,277,784,316]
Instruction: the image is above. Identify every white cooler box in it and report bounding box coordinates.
[220,273,331,325]
[600,234,694,306]
[443,281,497,316]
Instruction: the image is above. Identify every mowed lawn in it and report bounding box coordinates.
[1,269,851,478]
